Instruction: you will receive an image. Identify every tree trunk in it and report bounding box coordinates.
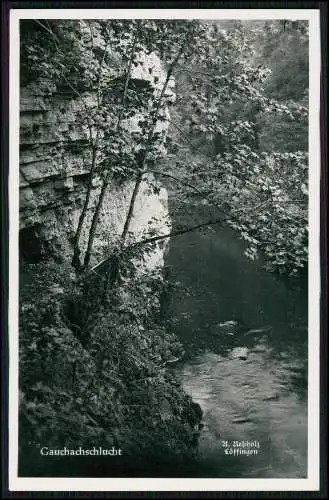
[120,37,188,245]
[72,142,98,270]
[83,171,111,268]
[104,38,189,292]
[82,23,141,268]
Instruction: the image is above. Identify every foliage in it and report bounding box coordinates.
[19,262,200,475]
[20,18,309,276]
[19,19,310,473]
[254,20,309,152]
[163,19,309,276]
[216,148,308,275]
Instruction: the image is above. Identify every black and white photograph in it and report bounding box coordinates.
[8,7,321,492]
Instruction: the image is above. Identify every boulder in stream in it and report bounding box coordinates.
[244,326,272,337]
[232,416,253,424]
[230,346,248,360]
[210,320,239,336]
[263,393,280,402]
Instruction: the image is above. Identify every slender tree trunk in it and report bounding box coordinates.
[102,38,189,293]
[83,172,111,268]
[102,253,121,303]
[72,141,98,269]
[71,32,110,270]
[120,172,143,241]
[120,37,188,244]
[83,23,140,268]
[34,20,98,272]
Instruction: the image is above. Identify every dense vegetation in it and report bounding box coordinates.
[166,20,308,275]
[19,19,308,475]
[20,262,199,476]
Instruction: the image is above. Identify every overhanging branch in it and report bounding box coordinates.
[145,169,228,215]
[85,216,226,277]
[132,217,225,247]
[167,119,216,161]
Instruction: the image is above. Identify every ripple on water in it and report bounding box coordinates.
[166,219,308,478]
[176,343,307,478]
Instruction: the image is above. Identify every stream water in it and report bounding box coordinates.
[165,209,308,478]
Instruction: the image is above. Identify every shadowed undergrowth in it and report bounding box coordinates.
[19,261,202,477]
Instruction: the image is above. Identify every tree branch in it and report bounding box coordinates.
[83,22,141,268]
[174,65,300,119]
[33,20,94,142]
[145,169,227,214]
[132,217,225,247]
[120,35,189,244]
[34,20,60,46]
[87,20,94,51]
[85,217,226,276]
[167,119,216,160]
[82,190,307,279]
[116,22,141,129]
[97,33,110,108]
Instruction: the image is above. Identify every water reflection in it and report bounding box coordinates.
[176,339,307,477]
[166,216,308,478]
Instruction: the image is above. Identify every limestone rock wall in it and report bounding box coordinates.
[19,52,173,269]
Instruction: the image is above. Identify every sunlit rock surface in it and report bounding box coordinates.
[19,38,173,269]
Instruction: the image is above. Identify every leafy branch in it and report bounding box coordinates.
[82,21,142,269]
[120,34,190,244]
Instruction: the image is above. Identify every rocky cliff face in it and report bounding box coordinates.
[18,24,203,476]
[19,49,174,269]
